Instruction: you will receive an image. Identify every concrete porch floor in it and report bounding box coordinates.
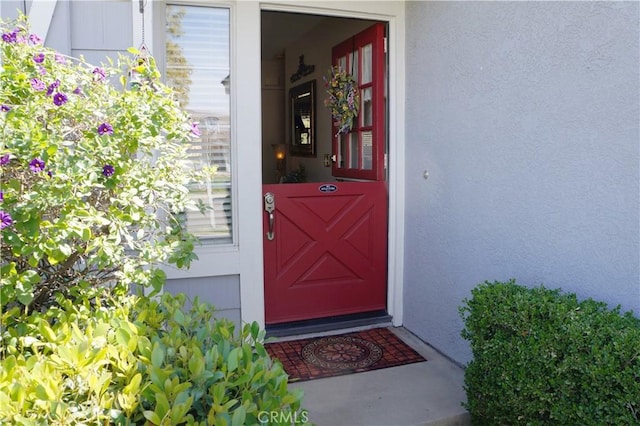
[281,326,471,426]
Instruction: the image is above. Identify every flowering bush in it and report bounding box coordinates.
[324,66,360,136]
[0,15,208,310]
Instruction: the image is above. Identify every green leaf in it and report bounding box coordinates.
[81,227,92,241]
[37,319,57,342]
[115,327,131,348]
[20,216,41,238]
[151,343,165,368]
[149,269,166,296]
[188,347,204,377]
[143,410,162,425]
[154,392,170,419]
[123,373,142,395]
[227,347,240,373]
[250,322,260,340]
[231,406,246,426]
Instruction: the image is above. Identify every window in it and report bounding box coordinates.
[165,4,232,243]
[332,23,386,181]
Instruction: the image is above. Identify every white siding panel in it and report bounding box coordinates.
[70,1,132,50]
[45,0,71,55]
[2,1,27,21]
[213,309,241,330]
[26,0,57,43]
[164,275,240,311]
[71,49,121,68]
[164,275,241,328]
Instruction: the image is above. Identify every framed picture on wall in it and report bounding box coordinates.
[290,80,316,157]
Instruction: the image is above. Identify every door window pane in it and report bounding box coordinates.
[349,133,359,169]
[361,87,372,127]
[361,43,372,84]
[337,56,347,72]
[166,5,232,243]
[362,131,373,170]
[338,133,346,168]
[350,50,359,83]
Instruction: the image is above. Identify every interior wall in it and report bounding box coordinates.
[261,58,285,184]
[259,15,374,183]
[285,18,373,183]
[403,1,640,365]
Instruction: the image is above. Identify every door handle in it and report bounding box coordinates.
[264,192,275,240]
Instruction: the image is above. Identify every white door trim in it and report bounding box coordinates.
[28,0,58,44]
[235,1,266,328]
[240,1,406,328]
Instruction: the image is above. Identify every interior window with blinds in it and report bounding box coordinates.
[165,5,232,243]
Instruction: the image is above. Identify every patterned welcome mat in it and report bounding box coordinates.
[265,327,427,382]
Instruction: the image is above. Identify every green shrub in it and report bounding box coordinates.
[459,279,640,425]
[0,291,307,425]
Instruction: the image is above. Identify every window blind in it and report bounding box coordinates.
[165,5,232,243]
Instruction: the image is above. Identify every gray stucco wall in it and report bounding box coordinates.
[404,1,639,365]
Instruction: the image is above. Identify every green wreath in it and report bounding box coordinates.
[324,66,360,136]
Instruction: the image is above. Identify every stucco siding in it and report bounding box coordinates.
[404,1,640,365]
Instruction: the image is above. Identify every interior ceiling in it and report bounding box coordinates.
[261,11,327,60]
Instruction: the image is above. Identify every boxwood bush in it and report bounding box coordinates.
[459,279,640,425]
[0,290,307,425]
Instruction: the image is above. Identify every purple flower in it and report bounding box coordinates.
[38,66,47,75]
[46,79,60,96]
[52,92,68,106]
[97,122,113,136]
[73,87,82,95]
[55,53,66,64]
[1,105,10,112]
[33,53,45,63]
[0,192,3,202]
[47,170,53,178]
[30,78,46,91]
[1,31,17,43]
[93,67,106,81]
[0,154,9,166]
[190,122,201,137]
[29,158,45,172]
[102,164,115,177]
[29,34,42,45]
[0,211,12,229]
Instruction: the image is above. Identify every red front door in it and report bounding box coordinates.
[263,22,387,325]
[263,181,387,324]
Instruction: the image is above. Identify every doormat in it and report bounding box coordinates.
[265,327,426,382]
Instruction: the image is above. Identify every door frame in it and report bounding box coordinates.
[240,1,406,328]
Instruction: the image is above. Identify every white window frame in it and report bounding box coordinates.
[142,0,405,329]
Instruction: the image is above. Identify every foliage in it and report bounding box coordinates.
[0,15,210,310]
[459,279,640,425]
[0,291,308,425]
[282,164,306,184]
[323,66,359,136]
[0,15,308,425]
